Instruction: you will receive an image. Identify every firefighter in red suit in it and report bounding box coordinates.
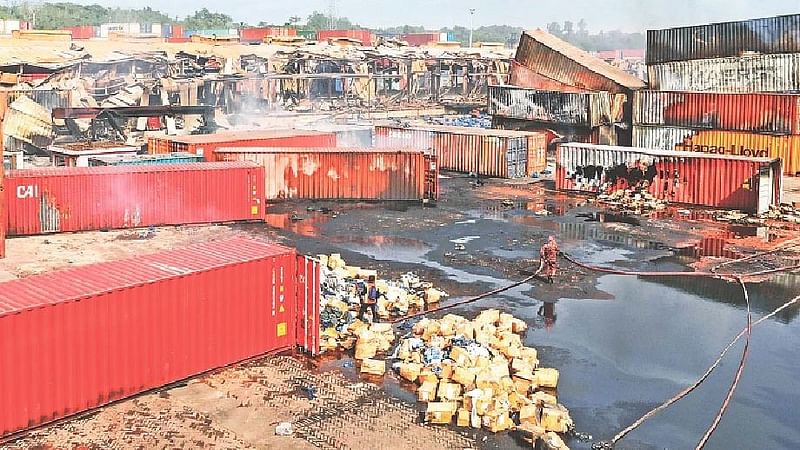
[540,236,560,284]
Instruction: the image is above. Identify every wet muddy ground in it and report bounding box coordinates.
[246,174,800,450]
[4,174,799,450]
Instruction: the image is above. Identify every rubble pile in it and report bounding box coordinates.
[318,253,447,353]
[388,309,573,448]
[762,204,800,224]
[597,188,667,214]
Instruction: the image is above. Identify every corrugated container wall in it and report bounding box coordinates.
[147,130,337,159]
[401,32,440,46]
[634,90,800,134]
[316,29,374,45]
[556,143,783,213]
[215,147,438,202]
[0,237,321,438]
[488,85,626,127]
[647,53,800,93]
[4,162,265,236]
[61,25,95,39]
[632,125,800,176]
[646,14,800,64]
[514,30,646,94]
[374,125,547,178]
[508,61,587,92]
[240,27,296,42]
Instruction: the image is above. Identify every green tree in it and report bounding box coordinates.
[183,8,233,30]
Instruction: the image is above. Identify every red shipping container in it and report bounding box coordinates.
[401,32,440,46]
[62,25,95,39]
[4,162,265,236]
[166,36,191,43]
[215,147,439,201]
[374,124,547,178]
[172,24,184,38]
[148,130,337,160]
[240,26,297,42]
[555,143,783,214]
[634,90,800,135]
[0,237,321,438]
[317,29,374,46]
[0,93,5,258]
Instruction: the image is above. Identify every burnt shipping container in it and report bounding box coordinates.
[488,85,626,128]
[215,147,439,201]
[0,237,321,438]
[632,125,800,176]
[147,130,337,159]
[633,90,800,135]
[647,53,800,93]
[4,162,265,236]
[556,143,783,214]
[514,29,646,94]
[374,124,547,178]
[646,14,800,65]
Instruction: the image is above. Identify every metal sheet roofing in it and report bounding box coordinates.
[375,122,548,138]
[560,142,779,163]
[0,237,293,317]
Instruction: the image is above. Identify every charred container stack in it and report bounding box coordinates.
[490,29,646,147]
[636,13,800,176]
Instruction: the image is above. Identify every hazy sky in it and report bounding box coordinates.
[75,0,799,32]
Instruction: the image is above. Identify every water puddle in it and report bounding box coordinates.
[576,212,641,226]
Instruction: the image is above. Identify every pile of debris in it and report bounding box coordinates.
[384,310,573,449]
[761,204,800,224]
[596,188,667,214]
[318,253,447,353]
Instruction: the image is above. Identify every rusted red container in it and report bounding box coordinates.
[646,14,800,64]
[508,61,586,92]
[215,147,439,201]
[317,29,374,45]
[556,143,783,214]
[634,90,800,135]
[0,237,321,438]
[374,124,547,178]
[148,130,337,160]
[514,29,646,94]
[4,162,265,236]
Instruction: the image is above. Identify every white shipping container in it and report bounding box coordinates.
[439,32,448,42]
[647,53,800,93]
[0,19,22,35]
[100,23,141,37]
[151,23,162,36]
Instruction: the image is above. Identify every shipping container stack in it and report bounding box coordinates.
[635,13,800,176]
[490,29,646,148]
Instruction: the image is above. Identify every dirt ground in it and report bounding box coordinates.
[2,174,799,450]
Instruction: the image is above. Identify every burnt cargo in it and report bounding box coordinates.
[374,124,547,178]
[647,53,800,93]
[646,14,800,65]
[147,130,337,159]
[488,85,626,127]
[632,125,800,176]
[514,29,646,94]
[634,90,800,134]
[5,162,265,236]
[0,237,321,438]
[215,147,439,201]
[556,143,782,214]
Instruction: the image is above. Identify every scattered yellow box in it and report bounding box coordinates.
[426,402,458,424]
[360,358,386,376]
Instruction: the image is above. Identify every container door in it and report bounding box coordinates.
[424,154,439,201]
[757,166,772,215]
[39,192,60,233]
[295,255,320,355]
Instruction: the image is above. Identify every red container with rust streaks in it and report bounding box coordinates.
[240,26,296,42]
[4,162,265,236]
[215,147,439,201]
[508,61,587,93]
[374,124,547,178]
[634,90,800,135]
[400,32,440,46]
[0,237,321,438]
[555,143,783,214]
[514,30,646,94]
[62,25,95,39]
[147,130,337,160]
